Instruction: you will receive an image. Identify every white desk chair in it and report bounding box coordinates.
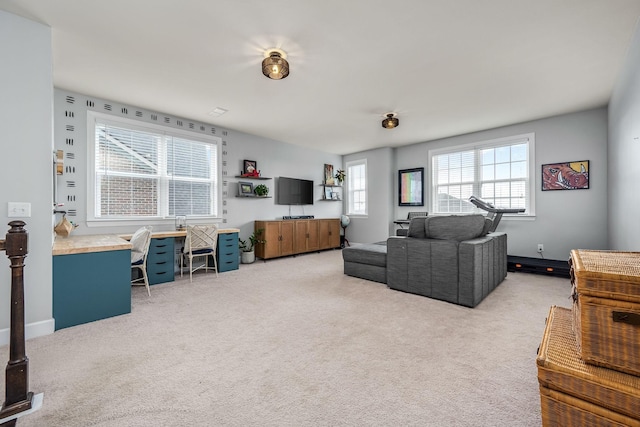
[131,225,153,296]
[181,225,218,282]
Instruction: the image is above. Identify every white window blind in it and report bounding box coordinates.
[92,117,219,220]
[347,160,367,215]
[430,134,534,215]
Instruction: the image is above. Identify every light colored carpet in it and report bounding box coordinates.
[2,249,571,426]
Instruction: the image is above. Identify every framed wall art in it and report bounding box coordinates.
[398,167,424,206]
[243,160,257,175]
[238,181,254,196]
[541,160,589,191]
[324,164,335,185]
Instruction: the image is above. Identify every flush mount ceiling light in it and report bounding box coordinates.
[262,49,289,80]
[382,113,399,129]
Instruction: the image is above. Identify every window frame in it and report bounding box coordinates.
[345,159,368,217]
[427,133,536,217]
[87,111,222,227]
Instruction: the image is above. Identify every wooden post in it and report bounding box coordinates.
[0,221,33,426]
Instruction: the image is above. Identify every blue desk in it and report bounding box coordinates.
[52,235,131,331]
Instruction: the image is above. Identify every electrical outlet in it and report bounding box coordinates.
[537,244,544,253]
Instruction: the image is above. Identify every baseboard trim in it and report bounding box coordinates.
[0,319,55,346]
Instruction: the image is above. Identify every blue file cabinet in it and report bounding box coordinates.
[216,232,239,272]
[147,237,175,285]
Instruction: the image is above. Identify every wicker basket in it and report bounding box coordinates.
[570,249,640,375]
[537,306,640,425]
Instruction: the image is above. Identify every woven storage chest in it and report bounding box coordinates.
[537,306,640,426]
[570,249,640,376]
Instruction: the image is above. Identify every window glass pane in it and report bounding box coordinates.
[496,163,510,180]
[495,146,510,163]
[481,148,494,165]
[511,161,526,179]
[482,165,494,180]
[99,176,158,217]
[511,144,527,161]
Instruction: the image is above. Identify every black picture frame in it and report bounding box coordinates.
[398,167,424,206]
[541,160,589,191]
[243,160,257,175]
[239,181,254,196]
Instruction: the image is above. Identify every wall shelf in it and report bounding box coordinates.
[321,182,342,201]
[235,195,272,198]
[234,176,272,180]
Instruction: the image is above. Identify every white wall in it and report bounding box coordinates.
[608,22,640,251]
[343,147,394,244]
[0,11,55,341]
[393,108,609,261]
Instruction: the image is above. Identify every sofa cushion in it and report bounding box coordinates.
[406,217,427,238]
[424,215,487,241]
[342,243,387,267]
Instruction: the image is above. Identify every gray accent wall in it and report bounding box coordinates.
[394,108,609,261]
[0,11,54,339]
[608,21,640,251]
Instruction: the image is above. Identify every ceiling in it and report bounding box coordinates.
[2,1,640,155]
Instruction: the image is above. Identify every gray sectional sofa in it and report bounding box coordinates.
[342,215,507,307]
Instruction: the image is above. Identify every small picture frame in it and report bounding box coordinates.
[239,181,254,196]
[243,160,257,175]
[331,192,339,200]
[324,187,333,200]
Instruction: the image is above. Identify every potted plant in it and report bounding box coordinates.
[334,169,346,185]
[254,184,269,197]
[239,228,266,264]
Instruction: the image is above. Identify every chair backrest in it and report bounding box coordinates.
[130,226,152,263]
[407,211,428,219]
[185,224,218,253]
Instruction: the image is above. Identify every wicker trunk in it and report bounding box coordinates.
[570,249,640,376]
[537,306,640,427]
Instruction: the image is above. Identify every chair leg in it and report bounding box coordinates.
[189,256,193,283]
[212,253,218,278]
[141,264,150,296]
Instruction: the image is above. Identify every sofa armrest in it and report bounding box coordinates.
[457,232,507,307]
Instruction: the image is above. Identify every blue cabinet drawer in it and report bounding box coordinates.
[147,237,175,285]
[216,232,239,272]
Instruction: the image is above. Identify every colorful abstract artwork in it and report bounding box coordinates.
[399,167,424,206]
[541,160,589,191]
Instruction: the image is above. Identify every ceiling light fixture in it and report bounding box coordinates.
[382,113,399,129]
[262,50,289,80]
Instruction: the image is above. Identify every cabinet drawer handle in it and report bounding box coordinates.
[155,261,167,265]
[155,271,166,276]
[156,251,167,255]
[155,244,167,248]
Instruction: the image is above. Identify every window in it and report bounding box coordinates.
[88,113,220,223]
[429,133,534,215]
[346,159,367,215]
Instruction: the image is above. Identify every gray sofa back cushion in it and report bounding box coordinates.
[407,215,487,241]
[407,216,428,238]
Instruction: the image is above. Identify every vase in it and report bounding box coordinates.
[241,251,255,264]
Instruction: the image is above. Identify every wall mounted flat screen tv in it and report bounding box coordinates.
[277,177,314,205]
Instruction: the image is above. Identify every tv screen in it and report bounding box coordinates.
[277,177,314,205]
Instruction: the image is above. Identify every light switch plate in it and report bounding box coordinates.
[8,202,31,218]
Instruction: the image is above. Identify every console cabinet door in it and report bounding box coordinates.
[307,220,319,251]
[319,219,340,249]
[280,221,295,256]
[294,220,320,253]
